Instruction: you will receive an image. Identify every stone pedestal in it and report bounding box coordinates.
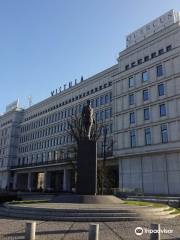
[63,168,70,192]
[76,139,97,195]
[13,173,17,190]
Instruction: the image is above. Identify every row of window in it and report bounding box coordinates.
[129,83,165,105]
[17,137,113,166]
[0,119,12,128]
[0,138,8,146]
[21,93,112,133]
[129,103,167,124]
[130,124,168,147]
[125,45,172,71]
[20,108,112,143]
[19,123,113,151]
[128,64,164,88]
[0,128,9,137]
[96,109,112,122]
[24,82,112,122]
[19,135,74,153]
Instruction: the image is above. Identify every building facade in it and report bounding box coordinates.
[1,9,180,194]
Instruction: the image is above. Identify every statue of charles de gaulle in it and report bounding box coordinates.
[81,100,95,140]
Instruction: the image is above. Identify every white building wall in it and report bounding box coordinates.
[115,12,180,194]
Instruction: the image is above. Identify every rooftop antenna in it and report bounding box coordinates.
[28,96,32,107]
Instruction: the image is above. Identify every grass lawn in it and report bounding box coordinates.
[122,200,166,208]
[123,200,180,215]
[9,200,48,204]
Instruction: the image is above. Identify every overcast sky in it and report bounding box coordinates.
[0,0,180,113]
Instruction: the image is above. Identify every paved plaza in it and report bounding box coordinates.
[0,217,180,240]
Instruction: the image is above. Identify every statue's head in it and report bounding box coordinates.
[87,99,91,106]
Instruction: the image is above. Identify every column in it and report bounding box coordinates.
[63,168,70,192]
[44,171,50,192]
[13,173,18,190]
[27,172,32,192]
[118,159,123,190]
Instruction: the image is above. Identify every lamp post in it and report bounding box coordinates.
[101,126,107,195]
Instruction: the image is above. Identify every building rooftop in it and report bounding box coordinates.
[126,9,180,48]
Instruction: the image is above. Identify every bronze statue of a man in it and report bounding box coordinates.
[81,100,94,139]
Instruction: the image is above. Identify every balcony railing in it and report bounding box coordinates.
[10,157,74,169]
[10,151,113,169]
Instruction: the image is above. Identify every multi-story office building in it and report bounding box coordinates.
[0,65,117,192]
[0,9,180,194]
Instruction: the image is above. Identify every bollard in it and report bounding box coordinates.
[150,224,161,240]
[25,221,36,240]
[89,224,99,240]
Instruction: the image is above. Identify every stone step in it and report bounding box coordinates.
[5,206,172,217]
[6,206,138,214]
[2,207,179,221]
[2,207,139,218]
[0,210,142,222]
[0,203,178,222]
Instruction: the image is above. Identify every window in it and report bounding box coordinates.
[125,64,129,70]
[142,71,149,82]
[96,112,99,122]
[130,112,135,124]
[145,128,151,145]
[130,129,136,148]
[160,104,166,117]
[158,83,165,96]
[129,94,134,105]
[138,59,143,65]
[105,94,109,104]
[100,110,105,121]
[161,124,168,143]
[151,52,156,58]
[144,108,150,120]
[158,49,164,55]
[166,45,172,52]
[91,99,94,108]
[144,56,149,62]
[143,89,149,101]
[157,65,163,77]
[110,108,112,117]
[100,96,104,105]
[129,76,134,88]
[95,98,99,107]
[110,92,112,102]
[104,109,108,119]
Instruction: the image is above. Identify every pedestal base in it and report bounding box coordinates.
[51,194,123,204]
[76,140,97,195]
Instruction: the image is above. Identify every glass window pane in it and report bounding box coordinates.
[144,108,150,120]
[143,89,149,101]
[142,71,148,82]
[145,128,151,145]
[130,129,136,148]
[130,112,135,124]
[158,83,165,96]
[160,104,166,117]
[157,65,163,77]
[161,124,168,143]
[129,94,134,105]
[129,77,134,88]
